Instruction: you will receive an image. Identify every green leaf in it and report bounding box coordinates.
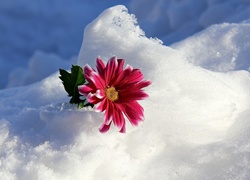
[78,101,85,109]
[59,65,89,107]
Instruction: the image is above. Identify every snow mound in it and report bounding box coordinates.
[172,22,250,72]
[1,5,250,179]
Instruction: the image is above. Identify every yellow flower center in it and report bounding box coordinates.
[105,87,119,101]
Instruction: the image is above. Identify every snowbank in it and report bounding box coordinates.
[172,22,250,72]
[1,5,250,179]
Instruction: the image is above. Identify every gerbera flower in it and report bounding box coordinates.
[78,56,151,133]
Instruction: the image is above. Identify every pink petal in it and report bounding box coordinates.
[89,72,105,89]
[99,122,112,133]
[95,98,108,112]
[83,65,96,83]
[103,100,114,125]
[100,101,126,132]
[112,107,125,131]
[83,65,105,89]
[119,101,144,126]
[121,80,151,90]
[95,89,105,99]
[86,93,102,104]
[118,90,149,101]
[78,84,95,96]
[104,57,118,86]
[116,59,125,75]
[127,69,144,83]
[117,80,151,101]
[119,123,126,133]
[110,59,125,85]
[119,69,144,88]
[133,80,151,89]
[112,65,133,86]
[96,57,105,79]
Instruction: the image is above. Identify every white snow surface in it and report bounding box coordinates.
[1,2,250,180]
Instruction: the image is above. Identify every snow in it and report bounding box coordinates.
[172,22,250,72]
[131,0,250,44]
[1,1,250,179]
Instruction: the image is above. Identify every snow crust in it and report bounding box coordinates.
[1,3,250,180]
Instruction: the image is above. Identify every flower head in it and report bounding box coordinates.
[78,56,151,133]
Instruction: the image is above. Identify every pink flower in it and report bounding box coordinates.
[78,57,151,133]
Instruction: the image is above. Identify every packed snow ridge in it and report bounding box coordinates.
[1,3,250,180]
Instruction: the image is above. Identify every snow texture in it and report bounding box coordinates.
[1,1,250,180]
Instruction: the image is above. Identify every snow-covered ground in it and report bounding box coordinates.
[1,0,250,179]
